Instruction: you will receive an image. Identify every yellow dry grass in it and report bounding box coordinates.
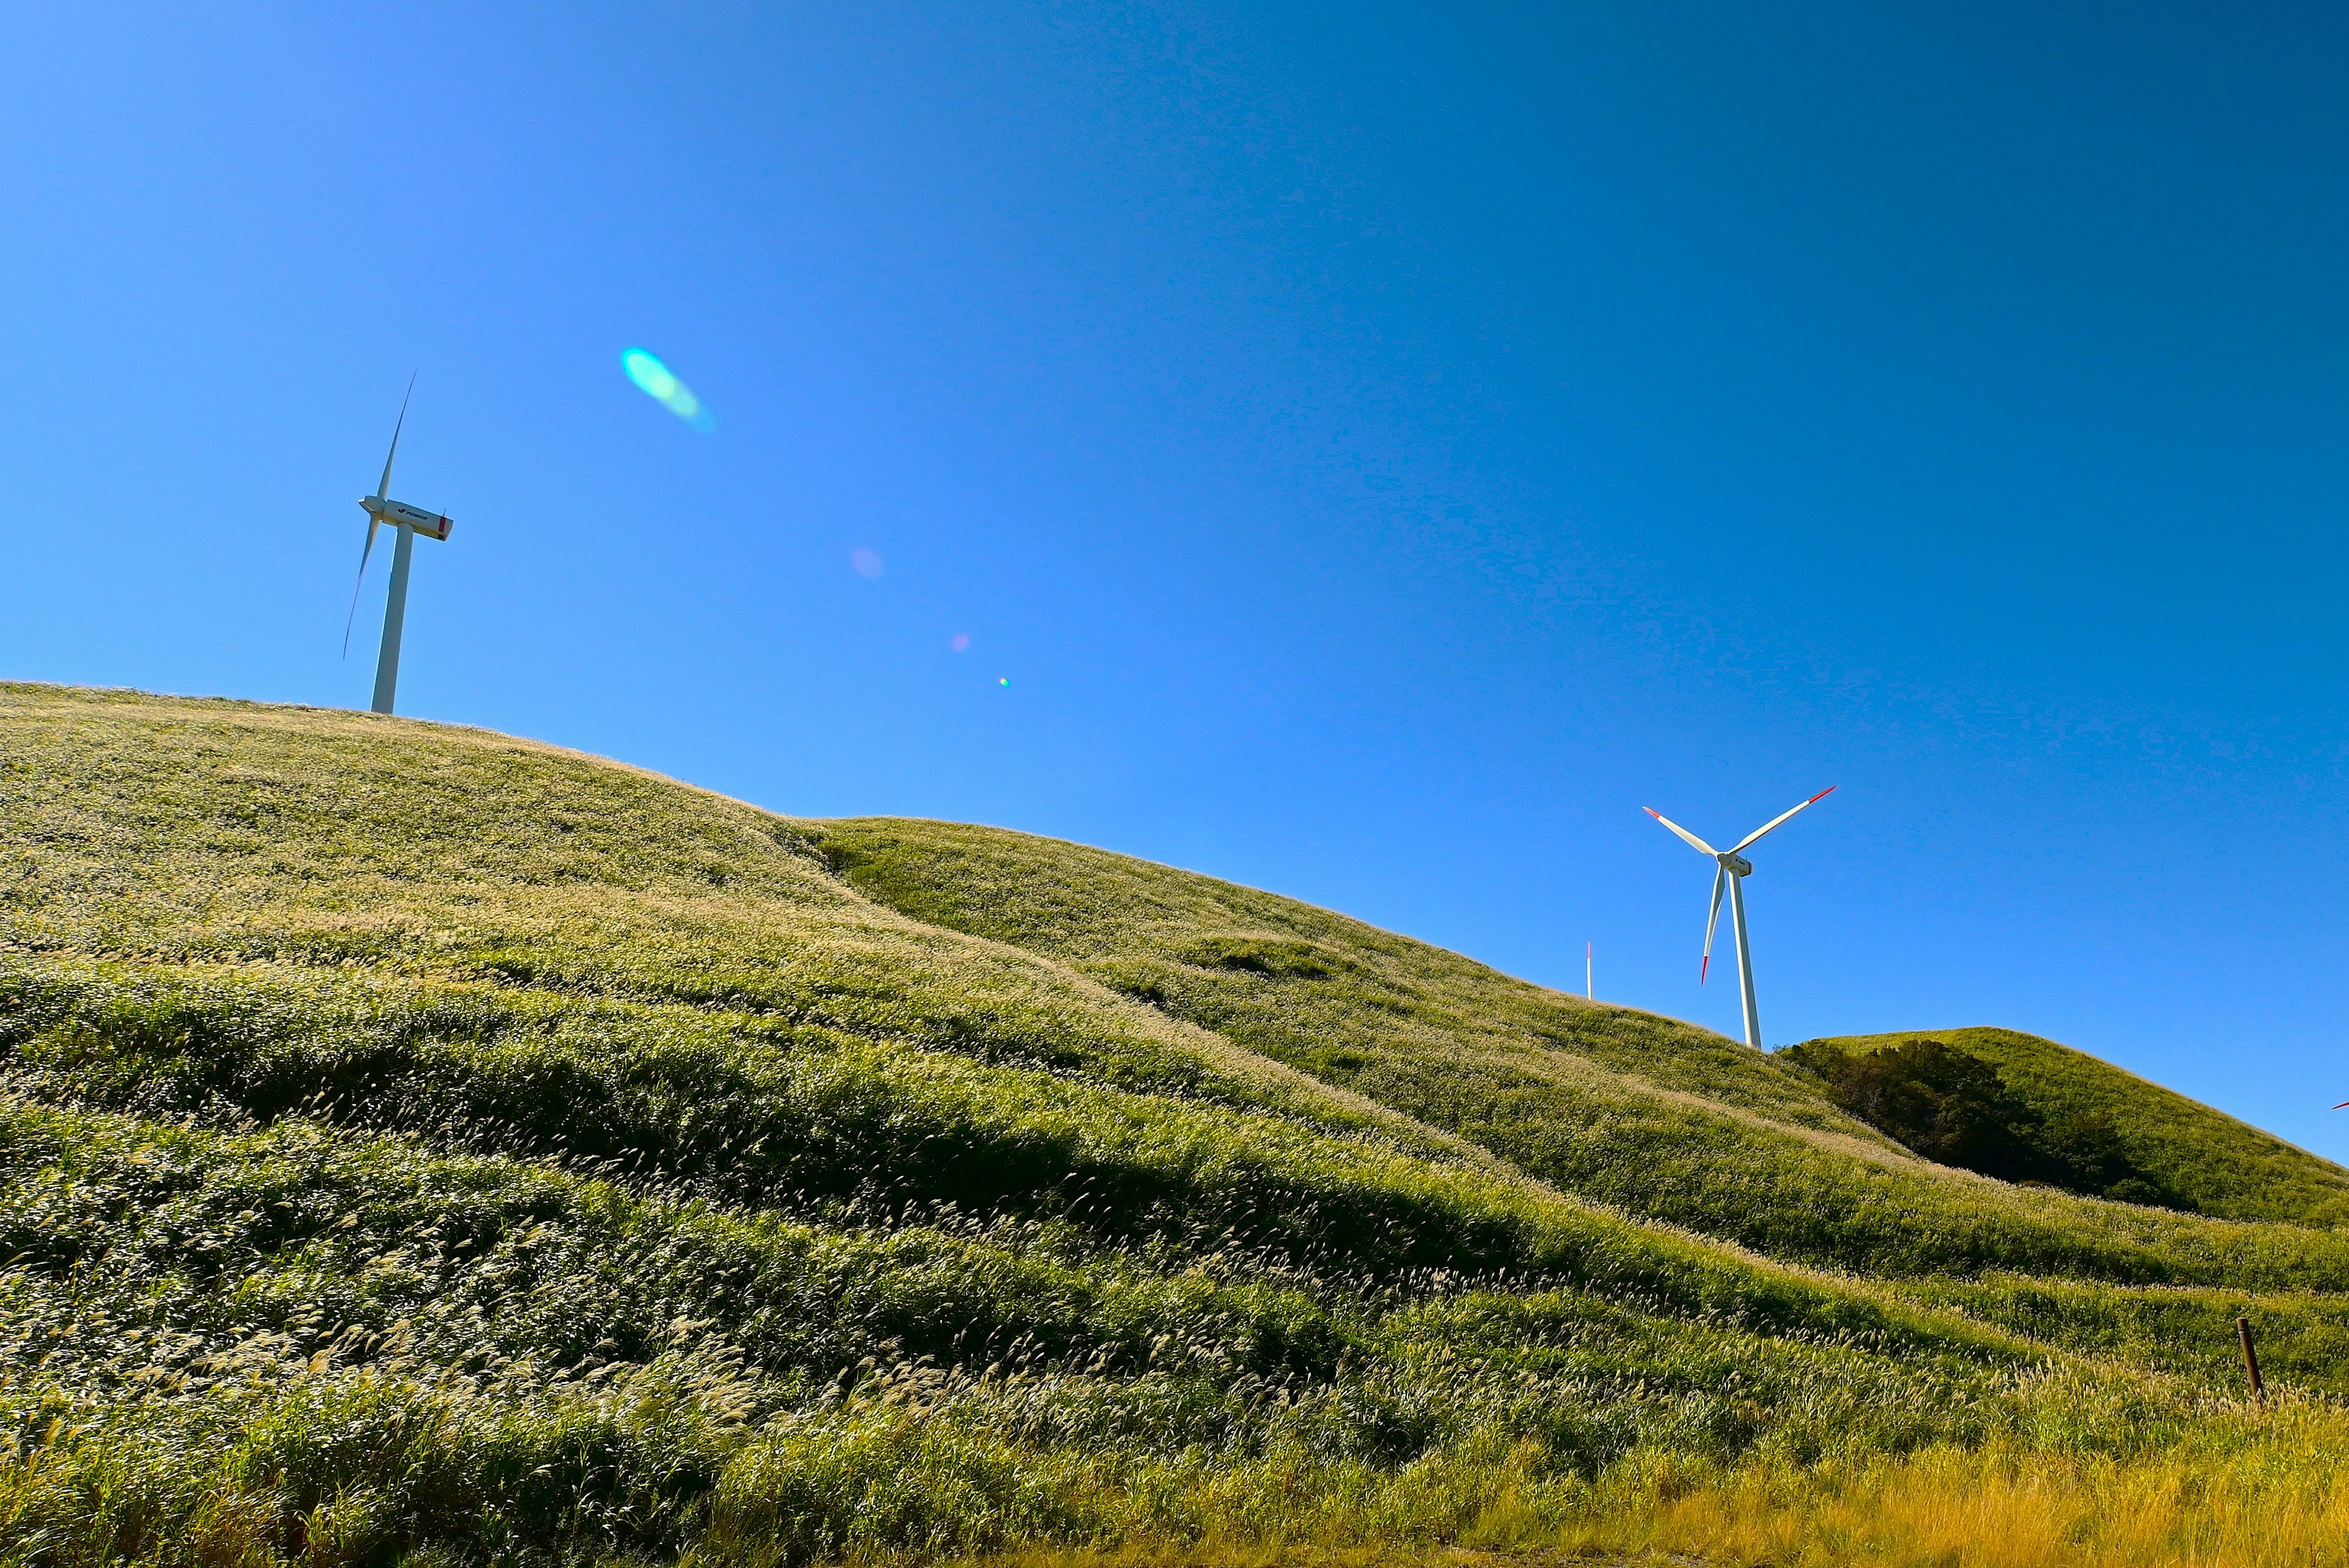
[1562,1437,2349,1567]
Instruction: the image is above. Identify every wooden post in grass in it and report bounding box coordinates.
[2236,1316,2265,1402]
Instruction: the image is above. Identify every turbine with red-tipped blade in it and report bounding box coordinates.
[340,376,456,716]
[1644,787,1836,1049]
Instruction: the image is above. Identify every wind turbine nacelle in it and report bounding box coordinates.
[360,496,454,541]
[1721,853,1754,876]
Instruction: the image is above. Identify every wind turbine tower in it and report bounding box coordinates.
[343,381,455,715]
[1644,787,1835,1049]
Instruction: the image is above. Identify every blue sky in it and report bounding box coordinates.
[7,4,2349,1154]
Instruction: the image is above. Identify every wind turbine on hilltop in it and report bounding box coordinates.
[343,377,455,715]
[1644,787,1836,1049]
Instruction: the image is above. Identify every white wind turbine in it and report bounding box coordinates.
[1644,787,1836,1049]
[341,377,455,715]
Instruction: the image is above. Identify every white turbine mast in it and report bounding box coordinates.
[1644,786,1836,1049]
[341,376,455,715]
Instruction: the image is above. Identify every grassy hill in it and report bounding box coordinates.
[4,683,2348,1567]
[1795,1026,2349,1225]
[809,820,2349,1291]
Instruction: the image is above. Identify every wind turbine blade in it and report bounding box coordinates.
[1701,864,1726,983]
[376,373,416,500]
[1645,807,1719,856]
[341,518,382,657]
[1730,786,1838,854]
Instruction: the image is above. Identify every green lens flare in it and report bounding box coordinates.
[620,348,714,430]
[623,351,676,398]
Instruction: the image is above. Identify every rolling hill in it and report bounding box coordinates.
[4,682,2347,1567]
[1794,1025,2349,1225]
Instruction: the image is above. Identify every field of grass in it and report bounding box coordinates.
[4,683,2348,1566]
[809,820,2349,1293]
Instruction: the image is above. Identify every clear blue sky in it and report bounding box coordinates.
[7,4,2349,1154]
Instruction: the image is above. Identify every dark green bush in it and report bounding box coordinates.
[1783,1039,2195,1211]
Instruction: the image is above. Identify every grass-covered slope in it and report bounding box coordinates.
[809,820,2349,1290]
[4,683,2348,1567]
[1802,1027,2349,1226]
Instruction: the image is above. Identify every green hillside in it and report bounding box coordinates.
[809,820,2349,1289]
[3,684,2347,1567]
[1796,1026,2349,1226]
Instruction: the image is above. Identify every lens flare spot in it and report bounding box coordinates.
[622,351,675,398]
[950,633,971,652]
[620,348,714,431]
[998,677,1009,686]
[850,547,885,579]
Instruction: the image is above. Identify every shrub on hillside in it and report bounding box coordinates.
[1781,1038,2196,1211]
